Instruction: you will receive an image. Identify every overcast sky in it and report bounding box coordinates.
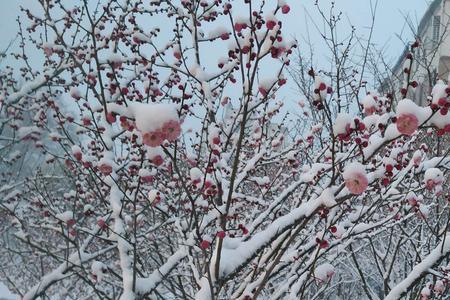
[0,0,433,81]
[0,0,431,63]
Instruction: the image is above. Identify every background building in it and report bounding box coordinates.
[382,0,450,105]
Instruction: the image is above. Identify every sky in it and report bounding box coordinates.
[0,0,431,64]
[0,0,433,129]
[289,0,431,69]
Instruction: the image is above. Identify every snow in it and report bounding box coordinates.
[8,3,450,299]
[135,248,187,294]
[91,261,107,282]
[384,235,450,300]
[420,286,431,299]
[418,205,430,218]
[148,189,164,204]
[129,102,179,133]
[4,190,20,202]
[361,94,376,110]
[138,168,156,177]
[207,26,228,39]
[22,241,115,300]
[218,188,336,277]
[424,168,443,184]
[132,32,150,43]
[147,147,164,160]
[431,80,447,105]
[207,124,219,142]
[190,167,203,181]
[98,155,115,171]
[55,211,74,222]
[6,73,51,105]
[314,263,335,282]
[17,126,40,139]
[396,98,430,123]
[333,113,354,135]
[343,162,367,182]
[265,12,278,24]
[71,145,81,154]
[107,53,124,64]
[252,176,270,186]
[434,279,445,294]
[313,76,328,100]
[103,177,136,300]
[258,78,277,95]
[429,111,450,129]
[195,277,212,300]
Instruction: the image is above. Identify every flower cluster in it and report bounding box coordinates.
[142,119,181,147]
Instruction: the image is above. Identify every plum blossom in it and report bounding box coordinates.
[281,4,290,14]
[424,168,444,191]
[162,120,181,141]
[343,162,368,195]
[142,130,167,147]
[148,189,164,206]
[139,169,156,183]
[131,103,181,147]
[396,113,419,136]
[434,280,445,294]
[98,162,113,176]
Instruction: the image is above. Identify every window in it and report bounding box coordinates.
[433,15,441,42]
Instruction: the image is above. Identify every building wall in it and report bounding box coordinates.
[388,0,450,105]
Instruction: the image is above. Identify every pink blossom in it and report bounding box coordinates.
[212,136,220,145]
[270,46,285,58]
[281,5,290,14]
[200,240,210,249]
[413,152,422,166]
[162,120,181,141]
[143,130,167,147]
[234,23,247,32]
[152,155,164,166]
[106,112,116,124]
[343,163,368,195]
[424,168,444,191]
[408,197,417,206]
[67,219,76,227]
[221,97,229,106]
[217,231,226,239]
[345,174,368,194]
[97,218,107,229]
[425,179,437,190]
[82,117,92,126]
[98,163,112,176]
[364,106,376,115]
[266,20,277,30]
[43,46,53,57]
[434,280,445,294]
[259,87,268,97]
[396,113,419,136]
[220,33,230,40]
[72,146,82,161]
[141,175,154,183]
